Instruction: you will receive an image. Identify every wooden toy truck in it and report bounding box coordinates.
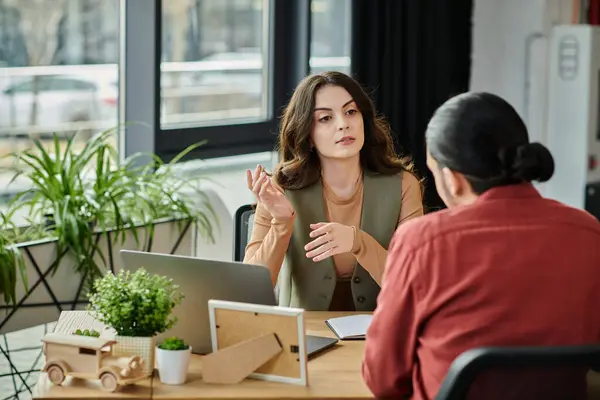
[41,332,146,392]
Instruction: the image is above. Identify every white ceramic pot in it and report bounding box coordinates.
[156,346,192,385]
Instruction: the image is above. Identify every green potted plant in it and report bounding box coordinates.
[0,210,51,306]
[4,130,139,289]
[0,227,27,306]
[156,336,191,385]
[0,128,216,316]
[87,268,184,377]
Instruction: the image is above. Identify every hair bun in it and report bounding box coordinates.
[508,142,554,183]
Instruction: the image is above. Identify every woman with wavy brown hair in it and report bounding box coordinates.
[244,71,423,311]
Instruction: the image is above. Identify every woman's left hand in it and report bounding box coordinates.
[304,222,355,262]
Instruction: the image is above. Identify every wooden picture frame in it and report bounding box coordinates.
[207,299,308,386]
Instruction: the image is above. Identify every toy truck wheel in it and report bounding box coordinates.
[47,365,65,385]
[100,372,119,392]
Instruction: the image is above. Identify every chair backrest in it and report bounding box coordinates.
[435,345,600,400]
[233,204,255,262]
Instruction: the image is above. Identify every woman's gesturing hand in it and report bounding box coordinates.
[304,222,355,262]
[246,165,295,220]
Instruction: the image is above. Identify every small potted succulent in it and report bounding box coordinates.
[87,268,184,377]
[156,337,191,385]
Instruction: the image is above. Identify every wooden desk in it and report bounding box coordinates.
[32,375,153,400]
[29,310,600,400]
[33,312,373,400]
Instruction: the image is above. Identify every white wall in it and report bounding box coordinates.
[184,151,277,216]
[189,151,278,261]
[470,0,573,195]
[470,0,572,145]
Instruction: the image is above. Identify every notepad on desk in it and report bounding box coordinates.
[325,314,373,340]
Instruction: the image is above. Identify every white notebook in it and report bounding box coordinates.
[325,314,373,340]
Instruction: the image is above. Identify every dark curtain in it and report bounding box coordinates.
[351,0,473,212]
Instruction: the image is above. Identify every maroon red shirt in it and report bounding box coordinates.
[362,183,600,399]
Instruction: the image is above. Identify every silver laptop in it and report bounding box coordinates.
[119,250,338,357]
[120,250,277,354]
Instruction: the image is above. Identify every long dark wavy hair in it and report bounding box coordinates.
[273,71,416,190]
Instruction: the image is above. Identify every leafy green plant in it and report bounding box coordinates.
[0,127,217,307]
[3,129,141,288]
[0,210,55,306]
[158,336,189,351]
[122,141,218,245]
[87,268,184,337]
[0,232,26,306]
[73,328,100,337]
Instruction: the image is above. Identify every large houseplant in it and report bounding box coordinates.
[0,211,52,305]
[0,221,26,306]
[87,268,184,376]
[0,128,216,307]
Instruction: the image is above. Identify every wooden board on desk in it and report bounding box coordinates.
[34,312,374,400]
[151,311,372,399]
[207,299,308,386]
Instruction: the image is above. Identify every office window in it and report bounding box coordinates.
[0,0,120,207]
[160,0,269,129]
[153,1,347,161]
[0,1,121,397]
[310,0,351,74]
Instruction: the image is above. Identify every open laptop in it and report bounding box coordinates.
[120,250,338,357]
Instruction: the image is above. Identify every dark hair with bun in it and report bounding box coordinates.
[425,91,554,194]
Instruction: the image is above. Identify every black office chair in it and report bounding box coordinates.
[233,204,255,262]
[435,345,600,400]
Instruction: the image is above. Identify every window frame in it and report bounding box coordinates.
[148,0,312,163]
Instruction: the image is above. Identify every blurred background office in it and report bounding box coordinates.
[0,0,472,219]
[1,0,599,399]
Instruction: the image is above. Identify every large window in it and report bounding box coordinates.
[0,0,354,198]
[0,0,120,207]
[0,1,121,397]
[160,0,269,128]
[154,0,313,161]
[310,0,352,74]
[153,0,353,162]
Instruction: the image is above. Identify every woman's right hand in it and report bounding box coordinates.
[246,165,295,220]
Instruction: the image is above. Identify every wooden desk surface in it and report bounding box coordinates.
[32,375,153,400]
[33,311,373,400]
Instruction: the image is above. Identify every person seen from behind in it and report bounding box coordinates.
[362,91,600,400]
